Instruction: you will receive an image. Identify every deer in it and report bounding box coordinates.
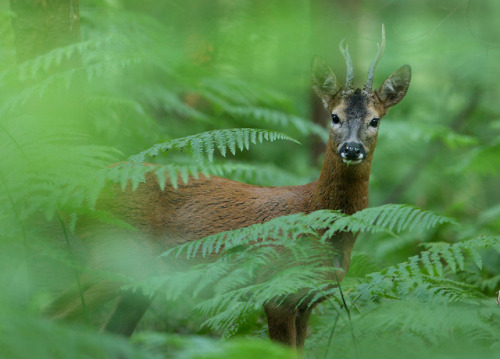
[48,27,411,351]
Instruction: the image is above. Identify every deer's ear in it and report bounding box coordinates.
[375,65,411,108]
[312,57,341,108]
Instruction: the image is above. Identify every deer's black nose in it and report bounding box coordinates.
[338,142,366,161]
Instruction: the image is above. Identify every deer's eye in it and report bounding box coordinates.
[369,118,379,128]
[331,114,340,124]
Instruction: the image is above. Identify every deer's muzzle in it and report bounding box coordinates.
[338,142,366,164]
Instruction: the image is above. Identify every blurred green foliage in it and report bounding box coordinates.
[0,0,499,358]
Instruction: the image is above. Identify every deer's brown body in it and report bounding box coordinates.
[106,146,367,244]
[50,29,411,350]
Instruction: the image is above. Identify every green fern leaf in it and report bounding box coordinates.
[128,129,299,165]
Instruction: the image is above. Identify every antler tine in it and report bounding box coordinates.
[339,39,354,91]
[363,24,386,93]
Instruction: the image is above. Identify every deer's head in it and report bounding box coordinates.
[312,27,411,165]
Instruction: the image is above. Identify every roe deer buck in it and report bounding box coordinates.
[50,28,411,350]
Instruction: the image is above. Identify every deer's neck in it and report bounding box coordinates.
[310,141,371,214]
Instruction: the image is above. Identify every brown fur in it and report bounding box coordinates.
[48,59,411,350]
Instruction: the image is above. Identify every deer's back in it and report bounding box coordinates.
[98,172,316,249]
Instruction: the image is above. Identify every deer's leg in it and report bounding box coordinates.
[264,302,297,347]
[295,304,313,351]
[101,290,152,337]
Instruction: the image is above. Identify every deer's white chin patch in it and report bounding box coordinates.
[342,158,363,165]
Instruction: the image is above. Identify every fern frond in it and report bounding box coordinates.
[162,205,452,261]
[200,77,294,110]
[0,126,119,219]
[357,204,456,232]
[353,236,500,304]
[422,236,500,269]
[128,128,300,164]
[223,106,328,142]
[103,157,304,191]
[142,87,210,122]
[322,204,454,239]
[143,205,453,335]
[312,299,500,359]
[15,36,117,81]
